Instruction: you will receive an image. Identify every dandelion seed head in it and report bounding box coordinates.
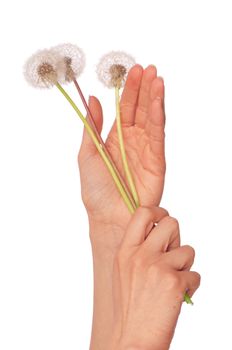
[37,62,56,82]
[96,51,136,88]
[109,64,127,87]
[24,49,64,88]
[51,43,85,82]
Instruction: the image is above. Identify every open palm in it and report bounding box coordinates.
[78,65,166,234]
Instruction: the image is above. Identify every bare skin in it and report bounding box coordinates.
[110,206,201,350]
[77,65,166,349]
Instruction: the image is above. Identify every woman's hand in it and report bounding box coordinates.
[78,64,166,249]
[78,64,167,350]
[110,206,201,350]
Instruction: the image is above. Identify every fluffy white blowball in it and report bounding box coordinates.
[51,43,86,83]
[96,51,136,88]
[24,49,65,88]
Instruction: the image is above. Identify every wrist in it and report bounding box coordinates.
[88,218,124,255]
[110,333,169,350]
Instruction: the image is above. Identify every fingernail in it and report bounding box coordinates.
[147,64,156,69]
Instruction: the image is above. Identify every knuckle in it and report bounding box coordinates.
[159,206,169,217]
[169,217,179,230]
[183,245,196,260]
[195,272,201,286]
[163,271,181,291]
[163,216,179,231]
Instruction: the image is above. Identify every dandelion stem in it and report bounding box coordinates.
[184,293,194,305]
[72,79,136,210]
[115,86,140,208]
[55,82,135,214]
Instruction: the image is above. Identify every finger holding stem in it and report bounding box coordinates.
[55,82,135,214]
[72,78,137,210]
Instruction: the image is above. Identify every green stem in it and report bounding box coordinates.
[184,293,194,305]
[56,82,135,214]
[115,86,140,208]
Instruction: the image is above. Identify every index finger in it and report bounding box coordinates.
[121,206,169,248]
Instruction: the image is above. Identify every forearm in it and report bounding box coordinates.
[89,221,123,350]
[90,253,114,350]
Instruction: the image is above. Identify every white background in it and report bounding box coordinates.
[0,0,231,349]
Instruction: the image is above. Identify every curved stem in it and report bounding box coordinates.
[72,79,136,210]
[56,83,135,214]
[115,86,140,208]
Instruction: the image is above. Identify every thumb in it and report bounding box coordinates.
[79,95,103,157]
